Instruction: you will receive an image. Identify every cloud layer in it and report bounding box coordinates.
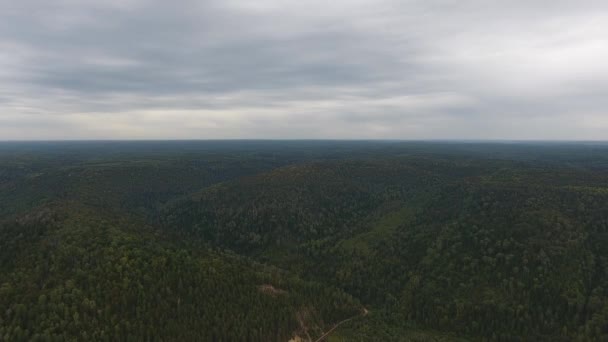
[1,0,607,139]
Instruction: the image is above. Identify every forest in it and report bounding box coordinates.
[1,140,608,341]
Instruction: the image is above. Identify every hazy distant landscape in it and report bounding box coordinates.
[1,141,607,341]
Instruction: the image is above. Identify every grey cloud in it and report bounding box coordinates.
[0,0,607,139]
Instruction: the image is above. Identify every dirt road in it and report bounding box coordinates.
[313,308,368,342]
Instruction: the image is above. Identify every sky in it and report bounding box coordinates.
[1,0,607,140]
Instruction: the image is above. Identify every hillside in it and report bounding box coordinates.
[2,141,608,341]
[163,154,608,341]
[0,204,362,341]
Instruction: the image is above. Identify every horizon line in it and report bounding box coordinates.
[1,138,608,143]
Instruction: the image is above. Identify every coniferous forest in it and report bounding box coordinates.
[1,140,608,341]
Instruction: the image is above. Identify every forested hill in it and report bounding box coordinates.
[0,204,363,341]
[2,141,608,341]
[162,154,608,340]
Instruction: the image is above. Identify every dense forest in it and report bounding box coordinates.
[1,141,608,341]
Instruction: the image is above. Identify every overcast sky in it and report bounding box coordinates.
[1,0,607,140]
